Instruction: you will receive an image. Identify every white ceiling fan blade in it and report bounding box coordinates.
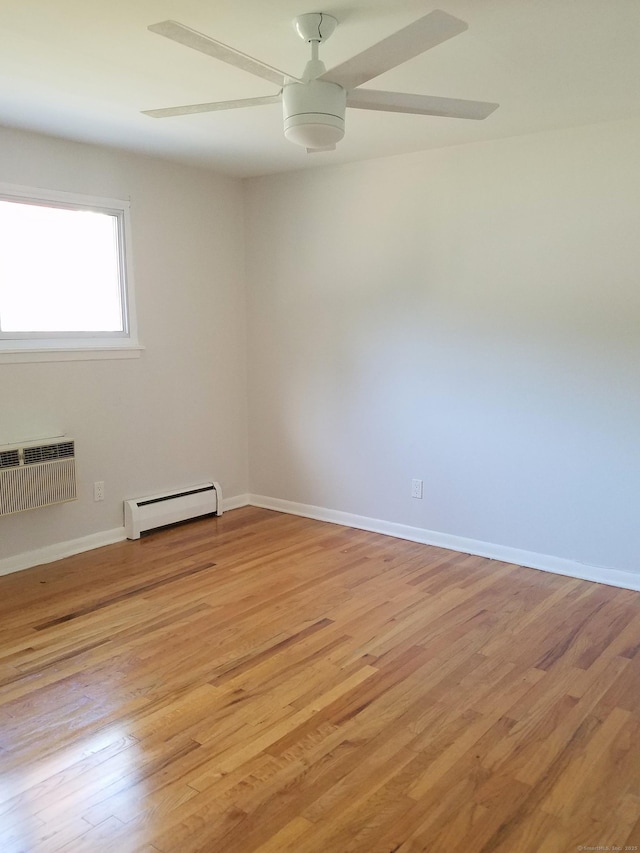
[347,89,499,120]
[306,145,337,153]
[148,21,300,86]
[142,94,281,118]
[320,10,468,90]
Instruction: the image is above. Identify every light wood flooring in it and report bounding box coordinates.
[1,506,639,852]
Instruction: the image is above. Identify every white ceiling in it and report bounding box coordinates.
[1,1,639,178]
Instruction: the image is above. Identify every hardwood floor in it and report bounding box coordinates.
[1,506,639,852]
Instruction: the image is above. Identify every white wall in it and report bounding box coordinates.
[3,118,638,580]
[245,118,640,575]
[0,127,248,562]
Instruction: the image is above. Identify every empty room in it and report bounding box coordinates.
[1,2,639,851]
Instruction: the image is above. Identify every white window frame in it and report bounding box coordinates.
[0,183,142,363]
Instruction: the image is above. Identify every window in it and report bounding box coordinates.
[0,184,141,362]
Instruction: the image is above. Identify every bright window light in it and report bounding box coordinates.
[0,199,125,334]
[0,200,124,333]
[0,185,139,361]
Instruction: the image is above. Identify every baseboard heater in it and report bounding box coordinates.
[124,482,222,540]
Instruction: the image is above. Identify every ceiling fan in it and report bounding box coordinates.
[143,9,498,152]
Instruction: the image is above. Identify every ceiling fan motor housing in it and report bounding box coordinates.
[283,80,346,149]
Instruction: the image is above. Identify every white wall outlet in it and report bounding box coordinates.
[93,481,105,502]
[411,478,423,499]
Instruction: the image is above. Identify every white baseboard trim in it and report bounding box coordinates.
[222,493,251,512]
[3,494,637,592]
[0,493,252,577]
[0,527,128,578]
[249,495,640,593]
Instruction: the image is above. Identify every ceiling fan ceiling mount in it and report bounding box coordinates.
[143,10,498,153]
[293,13,338,45]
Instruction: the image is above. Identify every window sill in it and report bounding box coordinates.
[0,344,144,364]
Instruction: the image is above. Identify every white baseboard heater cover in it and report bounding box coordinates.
[124,482,222,540]
[0,437,76,516]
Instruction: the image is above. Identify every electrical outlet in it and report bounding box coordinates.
[93,481,105,502]
[411,478,423,499]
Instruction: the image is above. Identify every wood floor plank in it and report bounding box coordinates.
[0,506,639,852]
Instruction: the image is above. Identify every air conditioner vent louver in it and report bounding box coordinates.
[23,441,75,465]
[0,449,20,470]
[0,437,76,516]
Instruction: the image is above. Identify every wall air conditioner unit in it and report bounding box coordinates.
[124,482,222,539]
[0,437,76,516]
